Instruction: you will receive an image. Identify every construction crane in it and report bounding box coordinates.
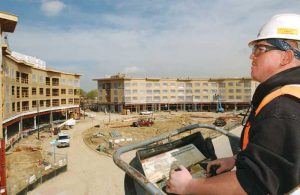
[214,94,224,113]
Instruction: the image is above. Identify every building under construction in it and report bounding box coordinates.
[94,73,259,113]
[0,12,81,194]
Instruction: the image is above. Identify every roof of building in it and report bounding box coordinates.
[0,12,18,33]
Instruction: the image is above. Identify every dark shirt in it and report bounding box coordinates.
[236,66,300,195]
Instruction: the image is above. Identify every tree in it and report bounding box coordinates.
[86,89,98,99]
[80,88,87,97]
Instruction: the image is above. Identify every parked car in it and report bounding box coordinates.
[139,110,153,115]
[56,132,70,148]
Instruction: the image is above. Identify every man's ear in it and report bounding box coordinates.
[281,50,294,66]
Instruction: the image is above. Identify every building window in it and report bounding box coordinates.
[185,89,192,94]
[162,83,168,87]
[177,83,184,87]
[194,83,200,87]
[32,100,37,108]
[154,83,160,87]
[228,89,234,93]
[236,89,242,93]
[68,89,73,94]
[124,90,131,95]
[32,87,37,95]
[125,82,131,88]
[244,89,251,93]
[153,90,160,94]
[153,96,160,102]
[61,99,66,104]
[146,90,152,94]
[114,97,118,102]
[12,102,15,112]
[61,89,66,94]
[219,83,226,88]
[46,88,51,96]
[39,88,44,95]
[12,86,15,95]
[186,96,193,101]
[194,89,200,93]
[146,96,152,102]
[228,96,234,99]
[186,83,192,88]
[146,83,152,87]
[162,89,168,93]
[228,82,233,86]
[125,97,131,102]
[210,82,217,87]
[244,81,251,87]
[177,96,184,101]
[170,83,176,87]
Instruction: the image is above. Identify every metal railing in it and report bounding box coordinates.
[113,123,240,195]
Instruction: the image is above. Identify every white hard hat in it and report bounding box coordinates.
[249,13,300,46]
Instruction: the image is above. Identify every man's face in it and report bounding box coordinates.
[250,41,283,83]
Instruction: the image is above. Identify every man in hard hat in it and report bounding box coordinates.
[167,13,300,195]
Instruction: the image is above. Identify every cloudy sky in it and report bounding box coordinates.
[1,0,300,91]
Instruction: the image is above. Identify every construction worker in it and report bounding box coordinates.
[167,13,300,194]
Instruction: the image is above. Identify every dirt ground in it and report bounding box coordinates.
[6,111,243,194]
[83,111,243,156]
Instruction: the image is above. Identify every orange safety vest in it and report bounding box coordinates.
[242,84,300,150]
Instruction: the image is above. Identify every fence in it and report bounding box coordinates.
[7,151,67,195]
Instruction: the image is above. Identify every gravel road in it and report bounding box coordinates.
[28,113,129,195]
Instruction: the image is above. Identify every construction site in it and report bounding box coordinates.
[4,109,244,194]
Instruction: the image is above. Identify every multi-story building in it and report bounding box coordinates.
[0,14,81,150]
[94,74,259,113]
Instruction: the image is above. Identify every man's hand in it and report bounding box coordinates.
[166,165,193,194]
[207,156,236,177]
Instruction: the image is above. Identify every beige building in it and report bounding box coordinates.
[1,18,81,150]
[94,74,259,113]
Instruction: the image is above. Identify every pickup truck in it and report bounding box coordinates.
[57,133,70,147]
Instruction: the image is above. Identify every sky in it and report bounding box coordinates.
[1,0,300,91]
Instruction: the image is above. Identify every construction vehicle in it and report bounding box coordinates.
[113,124,240,195]
[215,94,224,113]
[213,117,227,127]
[132,118,154,127]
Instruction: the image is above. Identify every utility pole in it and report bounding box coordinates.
[37,101,40,139]
[0,12,18,195]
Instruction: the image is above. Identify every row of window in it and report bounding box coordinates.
[4,68,80,87]
[118,88,252,95]
[8,98,80,112]
[122,95,251,102]
[98,81,253,89]
[100,95,251,103]
[10,86,80,97]
[123,81,252,88]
